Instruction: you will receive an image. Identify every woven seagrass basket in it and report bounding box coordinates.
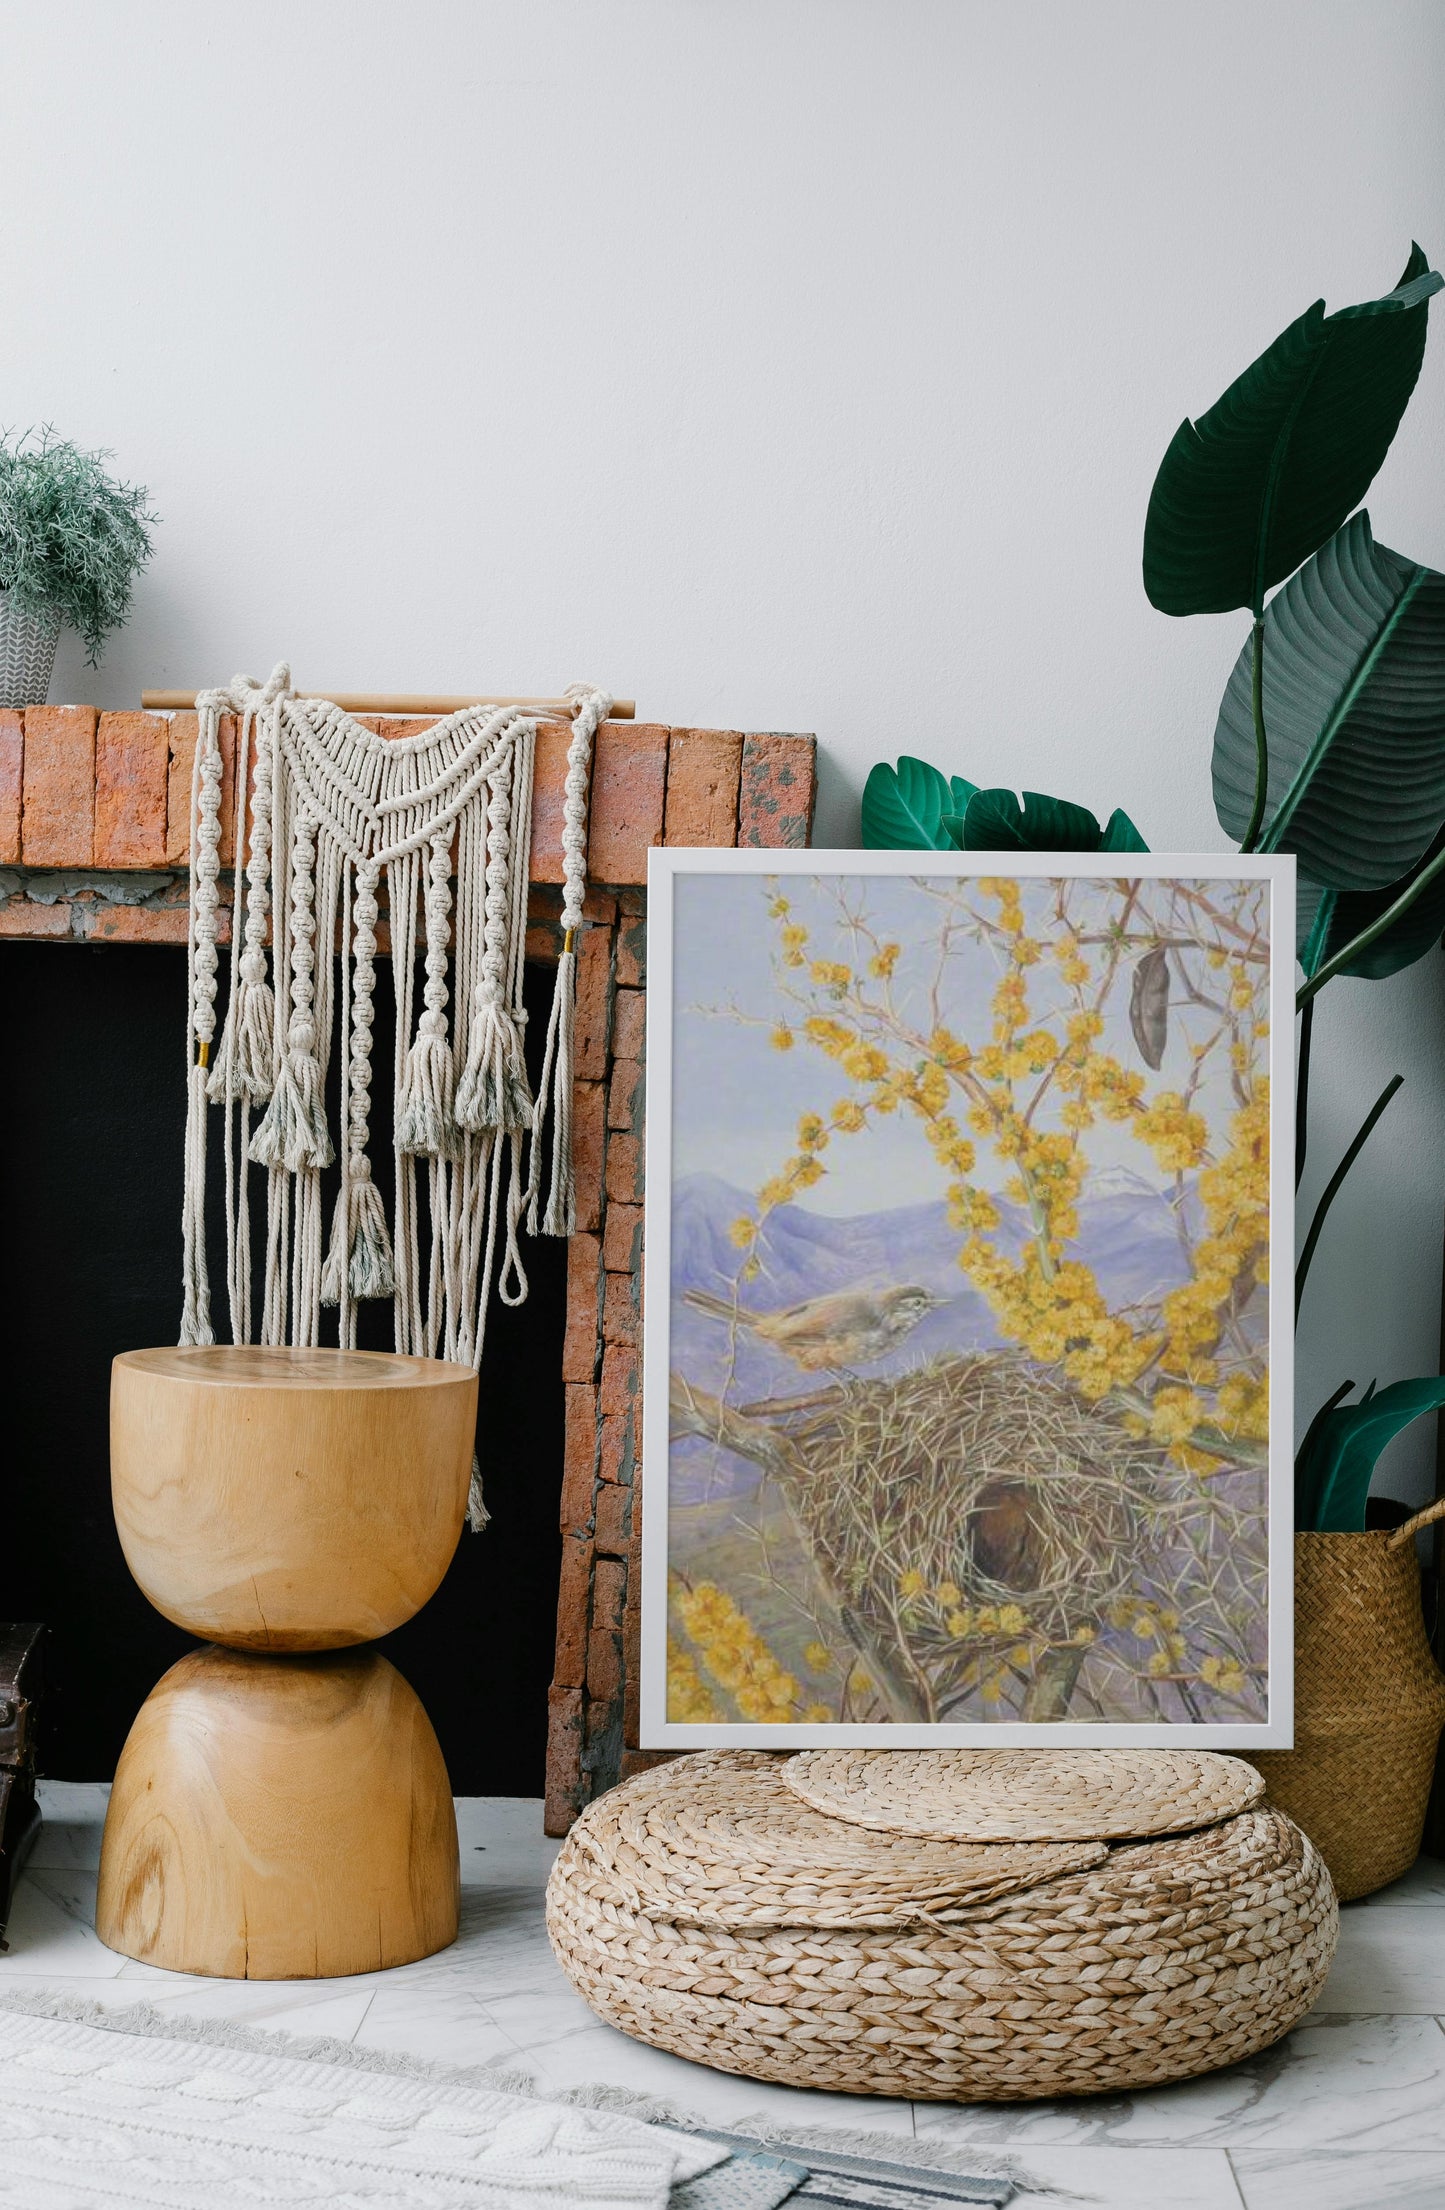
[0,593,60,710]
[546,1749,1337,2101]
[1250,1504,1445,1903]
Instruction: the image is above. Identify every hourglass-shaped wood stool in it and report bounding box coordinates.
[97,1346,477,1980]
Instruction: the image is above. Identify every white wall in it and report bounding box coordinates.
[3,0,1444,1487]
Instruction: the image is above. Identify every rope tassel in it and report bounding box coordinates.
[528,942,577,1237]
[207,969,276,1105]
[467,1452,490,1533]
[321,1170,396,1304]
[455,993,533,1135]
[397,1018,459,1158]
[249,1028,334,1172]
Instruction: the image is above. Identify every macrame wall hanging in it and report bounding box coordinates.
[181,665,610,1526]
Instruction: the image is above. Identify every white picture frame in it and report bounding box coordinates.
[641,849,1295,1748]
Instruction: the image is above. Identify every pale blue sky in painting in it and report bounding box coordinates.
[670,870,1262,1216]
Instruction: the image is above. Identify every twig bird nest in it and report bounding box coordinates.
[765,1351,1168,1650]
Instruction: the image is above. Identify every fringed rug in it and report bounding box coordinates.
[0,1992,1018,2209]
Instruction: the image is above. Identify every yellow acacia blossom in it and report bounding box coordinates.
[667,1635,721,1722]
[1135,1092,1209,1173]
[869,942,901,978]
[675,1582,802,1723]
[1201,1654,1248,1696]
[770,1023,794,1051]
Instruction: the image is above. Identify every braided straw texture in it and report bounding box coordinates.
[1251,1532,1445,1901]
[783,1746,1264,1842]
[569,1752,1106,1930]
[546,1752,1336,2101]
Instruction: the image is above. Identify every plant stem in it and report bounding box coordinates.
[1295,1074,1403,1322]
[1241,618,1268,852]
[1295,997,1313,1192]
[1296,837,1445,1008]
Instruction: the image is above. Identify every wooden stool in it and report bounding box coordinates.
[97,1347,477,1979]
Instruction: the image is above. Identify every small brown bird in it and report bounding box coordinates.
[682,1283,945,1372]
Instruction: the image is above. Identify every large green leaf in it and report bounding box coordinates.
[1212,513,1445,888]
[1144,246,1441,617]
[961,788,1150,853]
[1297,1376,1445,1533]
[861,757,973,849]
[1298,827,1445,981]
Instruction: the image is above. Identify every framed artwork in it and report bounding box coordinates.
[640,850,1295,1747]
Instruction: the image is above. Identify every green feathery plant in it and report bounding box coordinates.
[0,428,156,664]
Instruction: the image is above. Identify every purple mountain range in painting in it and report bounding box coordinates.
[667,1168,1200,1504]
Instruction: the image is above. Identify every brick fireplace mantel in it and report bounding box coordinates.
[0,703,816,1830]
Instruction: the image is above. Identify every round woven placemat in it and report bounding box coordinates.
[574,1751,1106,1929]
[782,1746,1263,1840]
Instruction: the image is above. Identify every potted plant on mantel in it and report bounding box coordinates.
[864,247,1445,1898]
[0,429,156,708]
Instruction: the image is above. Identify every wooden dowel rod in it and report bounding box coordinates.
[140,690,636,719]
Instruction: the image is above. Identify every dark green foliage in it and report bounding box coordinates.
[1297,828,1445,981]
[1144,247,1442,618]
[959,787,1149,853]
[861,757,977,849]
[1295,1376,1445,1532]
[1212,514,1445,889]
[0,428,156,663]
[862,759,1148,855]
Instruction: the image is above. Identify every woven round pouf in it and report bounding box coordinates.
[546,1751,1338,2102]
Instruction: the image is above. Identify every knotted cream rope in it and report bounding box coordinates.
[182,664,608,1527]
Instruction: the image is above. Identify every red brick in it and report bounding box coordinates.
[605,1131,643,1206]
[620,1748,679,1779]
[582,888,617,927]
[571,1079,607,1235]
[664,728,743,847]
[615,903,646,988]
[612,986,645,1062]
[0,898,71,938]
[603,1269,639,1348]
[594,1481,632,1559]
[165,712,238,865]
[562,1232,602,1383]
[600,1345,638,1419]
[592,1556,626,1634]
[587,724,668,885]
[560,1383,599,1534]
[86,904,227,946]
[573,921,613,1082]
[21,705,97,865]
[603,1204,643,1275]
[587,1621,623,1707]
[544,1685,585,1836]
[94,712,170,867]
[608,1057,644,1133]
[599,1409,635,1487]
[738,732,818,848]
[0,712,21,863]
[552,1531,593,1689]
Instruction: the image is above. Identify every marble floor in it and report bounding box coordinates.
[6,1786,1445,2210]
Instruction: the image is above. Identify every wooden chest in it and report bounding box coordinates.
[0,1625,44,1938]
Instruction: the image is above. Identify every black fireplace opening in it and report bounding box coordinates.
[0,940,566,1796]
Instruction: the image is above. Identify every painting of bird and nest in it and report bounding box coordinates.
[647,855,1290,1743]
